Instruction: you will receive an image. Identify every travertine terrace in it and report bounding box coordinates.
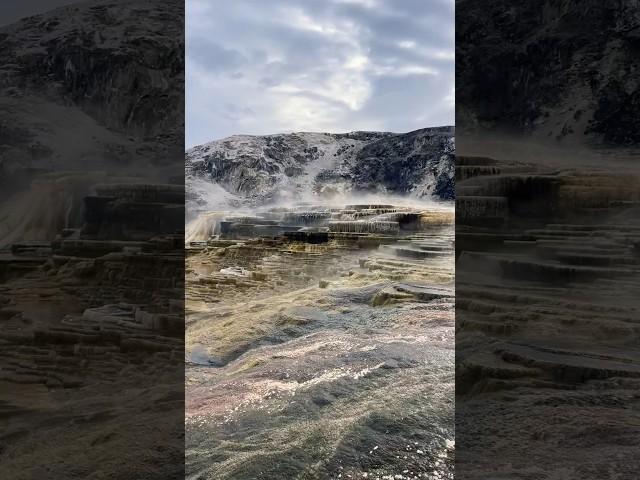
[0,183,184,478]
[456,153,640,478]
[185,203,455,479]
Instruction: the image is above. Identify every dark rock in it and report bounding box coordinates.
[186,128,455,205]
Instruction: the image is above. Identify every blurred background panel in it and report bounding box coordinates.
[0,1,185,478]
[456,1,640,479]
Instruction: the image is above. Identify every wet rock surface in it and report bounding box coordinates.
[186,204,454,479]
[456,153,640,478]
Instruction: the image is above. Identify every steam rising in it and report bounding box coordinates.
[459,133,640,171]
[185,180,454,243]
[0,171,173,247]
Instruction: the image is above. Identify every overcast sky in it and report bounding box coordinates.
[187,0,454,147]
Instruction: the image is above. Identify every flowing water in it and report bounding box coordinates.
[185,203,454,480]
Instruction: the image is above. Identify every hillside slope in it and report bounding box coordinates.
[456,0,640,145]
[186,127,455,211]
[0,0,183,182]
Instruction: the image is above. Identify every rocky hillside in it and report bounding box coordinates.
[0,0,184,184]
[456,0,640,145]
[186,127,455,210]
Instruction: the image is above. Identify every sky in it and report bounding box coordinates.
[187,0,454,147]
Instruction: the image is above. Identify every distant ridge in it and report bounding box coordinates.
[185,127,455,211]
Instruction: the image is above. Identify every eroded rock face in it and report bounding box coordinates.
[351,127,456,199]
[185,127,455,208]
[1,0,183,138]
[0,0,184,182]
[457,0,640,145]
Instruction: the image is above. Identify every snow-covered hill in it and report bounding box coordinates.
[186,127,454,213]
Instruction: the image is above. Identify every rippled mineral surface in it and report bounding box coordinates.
[185,204,455,480]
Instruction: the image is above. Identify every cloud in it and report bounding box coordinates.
[186,0,454,147]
